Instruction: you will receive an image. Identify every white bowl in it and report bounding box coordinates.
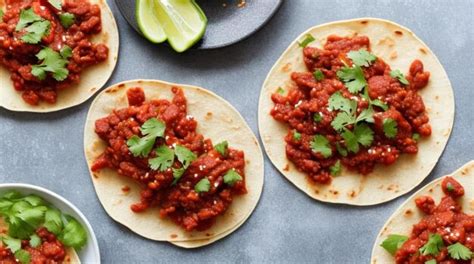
[0,183,100,263]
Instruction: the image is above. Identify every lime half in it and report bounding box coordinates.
[153,0,208,52]
[136,0,167,43]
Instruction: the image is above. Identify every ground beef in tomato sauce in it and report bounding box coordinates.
[270,35,431,184]
[0,227,67,264]
[91,87,247,231]
[394,177,474,263]
[0,0,108,105]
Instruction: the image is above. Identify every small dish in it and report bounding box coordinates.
[0,183,100,263]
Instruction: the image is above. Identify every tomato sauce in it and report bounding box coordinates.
[0,0,108,105]
[0,227,66,264]
[395,177,474,263]
[91,87,247,231]
[270,35,431,184]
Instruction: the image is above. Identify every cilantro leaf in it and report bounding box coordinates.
[22,195,45,207]
[2,191,22,200]
[223,170,243,186]
[347,49,377,67]
[276,87,285,95]
[14,249,31,264]
[328,91,357,114]
[149,146,174,171]
[127,118,166,157]
[342,129,359,153]
[313,113,322,123]
[175,145,197,168]
[293,131,301,141]
[331,112,356,131]
[17,206,47,228]
[310,135,332,158]
[16,8,42,31]
[412,133,421,142]
[447,242,473,260]
[371,99,389,111]
[337,65,367,94]
[390,69,409,85]
[356,107,374,123]
[1,235,22,253]
[29,234,41,248]
[380,234,408,255]
[424,260,436,264]
[60,46,72,59]
[330,160,341,176]
[214,141,228,156]
[7,216,34,239]
[194,178,211,193]
[31,47,71,81]
[313,69,324,81]
[383,118,398,139]
[298,34,315,47]
[48,0,62,10]
[419,233,444,256]
[336,142,348,157]
[172,168,185,185]
[21,20,50,44]
[43,208,63,235]
[354,124,374,147]
[0,10,4,21]
[59,216,87,250]
[59,13,75,28]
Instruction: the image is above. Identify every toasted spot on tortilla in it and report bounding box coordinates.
[389,51,398,60]
[348,190,357,198]
[360,20,368,24]
[378,37,395,47]
[461,167,469,175]
[429,188,434,193]
[281,63,292,73]
[283,164,290,171]
[394,30,403,36]
[404,209,412,216]
[387,184,399,192]
[90,87,97,92]
[122,186,130,193]
[106,86,121,93]
[315,189,320,194]
[205,112,213,120]
[329,190,339,196]
[419,48,427,54]
[93,173,99,179]
[378,184,384,189]
[170,234,178,239]
[206,233,212,237]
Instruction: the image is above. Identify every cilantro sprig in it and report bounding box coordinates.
[31,46,72,81]
[127,118,166,157]
[419,233,444,256]
[337,65,367,94]
[0,191,88,260]
[447,242,473,260]
[390,69,409,85]
[380,234,408,255]
[223,170,243,186]
[298,34,315,48]
[383,118,398,139]
[310,135,332,158]
[347,49,377,67]
[214,141,229,156]
[149,146,174,171]
[16,8,51,44]
[195,178,211,193]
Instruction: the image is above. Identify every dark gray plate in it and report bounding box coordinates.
[114,0,282,49]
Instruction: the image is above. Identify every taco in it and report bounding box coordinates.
[371,161,474,263]
[0,0,119,112]
[258,18,454,205]
[83,80,264,246]
[0,191,86,264]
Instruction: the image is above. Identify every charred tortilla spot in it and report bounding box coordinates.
[283,164,290,171]
[360,20,368,24]
[170,234,178,239]
[282,63,292,72]
[348,190,357,198]
[404,209,412,216]
[394,30,403,36]
[419,48,427,54]
[389,51,398,60]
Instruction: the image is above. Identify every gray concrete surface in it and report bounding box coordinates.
[1,0,473,263]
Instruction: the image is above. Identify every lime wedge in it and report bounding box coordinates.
[153,0,208,52]
[136,0,167,43]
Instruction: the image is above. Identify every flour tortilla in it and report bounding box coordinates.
[0,219,81,263]
[0,0,119,113]
[258,18,454,205]
[83,80,264,245]
[371,161,474,263]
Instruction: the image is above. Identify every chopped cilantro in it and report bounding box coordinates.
[31,46,71,81]
[380,234,408,255]
[1,235,22,253]
[276,87,285,94]
[390,69,409,85]
[214,141,229,156]
[293,131,301,141]
[310,135,332,158]
[14,249,31,264]
[149,146,175,171]
[59,216,87,250]
[127,118,166,157]
[17,206,47,228]
[425,260,436,264]
[331,112,356,132]
[342,129,359,153]
[419,233,444,256]
[371,99,389,111]
[412,133,421,142]
[223,170,242,186]
[174,145,196,168]
[59,13,75,28]
[347,49,377,67]
[354,124,374,147]
[313,69,324,81]
[337,65,367,94]
[313,113,322,123]
[43,208,63,235]
[29,234,41,248]
[298,34,315,48]
[336,142,348,157]
[194,178,211,193]
[446,182,454,192]
[21,19,50,44]
[0,10,4,21]
[328,91,357,114]
[355,107,375,123]
[447,242,473,260]
[16,9,42,31]
[172,168,186,185]
[329,160,341,176]
[48,0,62,10]
[383,118,398,139]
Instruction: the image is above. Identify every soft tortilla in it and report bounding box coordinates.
[0,0,119,113]
[258,18,454,205]
[83,80,264,245]
[371,161,474,263]
[0,219,81,263]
